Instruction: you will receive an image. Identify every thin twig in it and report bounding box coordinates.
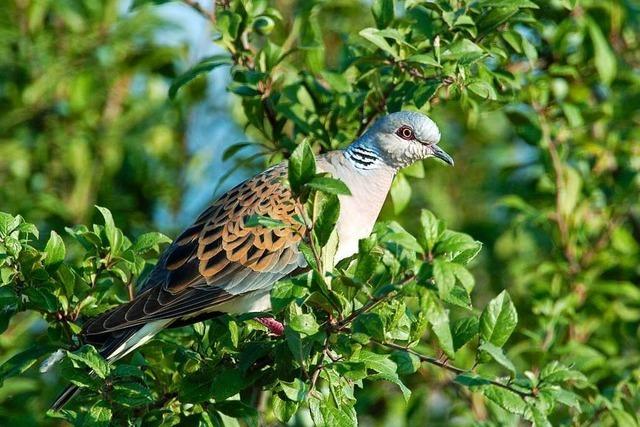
[334,274,415,330]
[375,340,536,399]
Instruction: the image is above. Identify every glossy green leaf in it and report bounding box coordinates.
[480,291,518,347]
[44,230,65,267]
[288,141,316,195]
[306,176,352,195]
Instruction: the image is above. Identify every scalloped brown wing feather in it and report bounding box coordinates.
[82,163,306,338]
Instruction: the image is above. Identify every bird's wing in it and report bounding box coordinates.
[82,163,307,337]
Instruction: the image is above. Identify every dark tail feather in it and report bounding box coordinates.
[51,384,81,411]
[49,326,142,410]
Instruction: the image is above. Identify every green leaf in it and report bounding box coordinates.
[24,287,58,312]
[433,259,455,299]
[434,230,480,258]
[319,71,352,92]
[407,54,440,67]
[468,80,498,100]
[359,28,398,58]
[390,350,421,375]
[477,0,538,8]
[544,387,582,410]
[306,176,352,195]
[96,206,122,255]
[413,80,441,108]
[131,232,172,253]
[17,221,38,239]
[180,364,217,403]
[210,368,245,401]
[390,173,411,214]
[479,342,516,377]
[244,214,286,229]
[272,394,298,423]
[527,403,552,427]
[279,378,308,402]
[67,346,109,379]
[44,230,65,267]
[218,11,242,40]
[214,400,259,426]
[383,221,424,253]
[313,192,340,248]
[539,361,588,385]
[353,312,386,341]
[479,291,518,347]
[169,54,233,99]
[610,409,638,427]
[559,166,582,218]
[0,212,17,236]
[222,142,252,161]
[372,0,394,28]
[452,316,479,351]
[310,395,358,427]
[441,39,483,62]
[353,350,397,377]
[288,141,316,195]
[418,210,444,252]
[110,381,153,407]
[455,374,492,387]
[79,401,112,427]
[424,293,455,358]
[354,351,410,400]
[587,18,617,85]
[402,161,425,178]
[289,313,320,336]
[450,263,475,293]
[482,385,527,415]
[443,283,472,309]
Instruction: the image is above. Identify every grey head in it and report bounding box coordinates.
[345,111,453,171]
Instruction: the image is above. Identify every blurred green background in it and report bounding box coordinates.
[1,0,639,425]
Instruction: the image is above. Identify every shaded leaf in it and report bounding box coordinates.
[169,54,233,99]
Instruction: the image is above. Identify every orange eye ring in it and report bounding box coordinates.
[396,126,415,140]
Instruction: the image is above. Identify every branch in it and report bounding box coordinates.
[356,81,397,136]
[182,0,216,25]
[375,340,536,400]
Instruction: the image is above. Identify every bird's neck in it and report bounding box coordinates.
[346,134,421,171]
[344,138,387,171]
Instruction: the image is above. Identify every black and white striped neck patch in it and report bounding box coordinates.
[345,145,383,170]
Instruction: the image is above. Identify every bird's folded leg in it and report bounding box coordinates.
[256,317,284,336]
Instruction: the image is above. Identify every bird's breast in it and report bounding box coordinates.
[332,170,394,262]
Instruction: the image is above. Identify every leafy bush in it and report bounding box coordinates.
[1,0,639,426]
[0,198,584,426]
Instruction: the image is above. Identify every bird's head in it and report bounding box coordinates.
[347,111,453,170]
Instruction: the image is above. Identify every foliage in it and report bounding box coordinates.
[0,0,191,232]
[0,0,639,426]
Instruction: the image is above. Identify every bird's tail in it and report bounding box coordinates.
[50,384,82,411]
[48,319,172,410]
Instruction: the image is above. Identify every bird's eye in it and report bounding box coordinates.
[396,126,415,140]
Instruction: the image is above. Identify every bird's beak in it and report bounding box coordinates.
[431,145,454,166]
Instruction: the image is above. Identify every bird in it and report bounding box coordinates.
[49,110,453,409]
